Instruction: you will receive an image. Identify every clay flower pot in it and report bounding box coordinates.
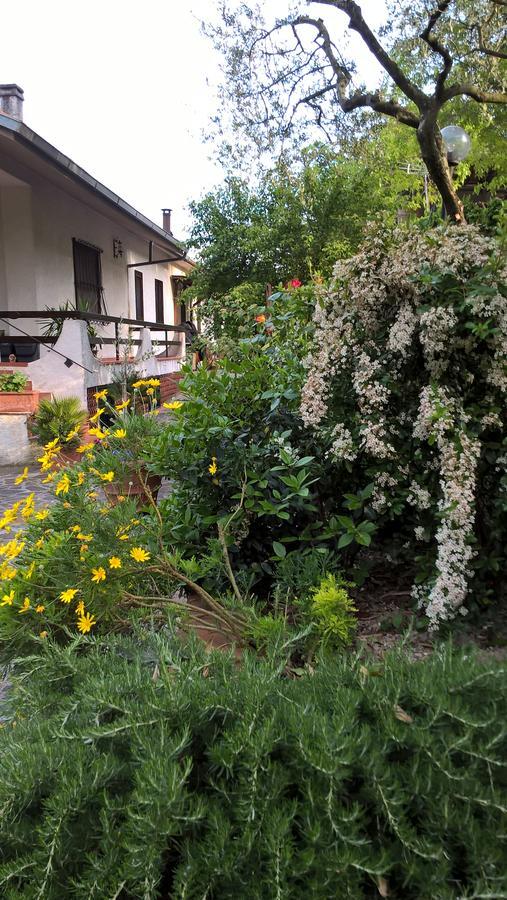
[103,469,162,508]
[0,390,49,414]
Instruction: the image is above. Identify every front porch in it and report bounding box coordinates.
[0,308,186,409]
[0,309,187,464]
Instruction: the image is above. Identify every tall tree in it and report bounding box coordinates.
[208,0,507,221]
[186,143,414,299]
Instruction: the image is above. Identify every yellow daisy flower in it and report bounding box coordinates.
[55,473,71,496]
[89,408,105,423]
[93,389,108,401]
[39,631,48,639]
[75,600,85,616]
[18,597,31,614]
[35,604,45,614]
[60,588,79,604]
[77,612,97,634]
[1,590,14,606]
[14,467,29,485]
[109,556,122,569]
[112,428,126,438]
[130,547,150,563]
[65,428,80,442]
[91,566,106,583]
[163,400,183,410]
[100,471,115,482]
[208,457,218,476]
[114,399,130,411]
[77,443,94,454]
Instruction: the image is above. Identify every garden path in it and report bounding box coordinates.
[0,466,55,530]
[0,466,172,523]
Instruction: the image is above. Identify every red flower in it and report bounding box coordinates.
[289,279,302,288]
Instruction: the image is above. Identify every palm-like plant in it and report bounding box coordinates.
[30,396,87,448]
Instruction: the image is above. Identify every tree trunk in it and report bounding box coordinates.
[416,110,466,223]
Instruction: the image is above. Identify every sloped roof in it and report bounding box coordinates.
[0,112,188,259]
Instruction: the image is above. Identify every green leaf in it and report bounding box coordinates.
[338,533,354,549]
[272,541,287,558]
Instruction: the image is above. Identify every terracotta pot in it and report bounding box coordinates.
[0,390,49,414]
[57,447,83,465]
[103,470,162,508]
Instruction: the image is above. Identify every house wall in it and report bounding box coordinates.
[0,166,188,351]
[0,185,38,334]
[30,180,181,337]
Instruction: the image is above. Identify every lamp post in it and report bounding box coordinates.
[440,125,472,166]
[440,125,471,219]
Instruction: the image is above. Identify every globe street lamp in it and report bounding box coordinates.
[440,125,472,165]
[440,125,471,218]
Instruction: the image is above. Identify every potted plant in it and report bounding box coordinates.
[29,396,88,462]
[0,371,29,393]
[90,409,163,507]
[0,370,48,413]
[38,301,103,354]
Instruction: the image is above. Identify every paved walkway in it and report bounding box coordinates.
[0,465,171,529]
[0,466,55,526]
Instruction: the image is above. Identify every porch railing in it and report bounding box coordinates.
[0,310,186,362]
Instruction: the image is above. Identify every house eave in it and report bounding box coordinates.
[0,113,187,258]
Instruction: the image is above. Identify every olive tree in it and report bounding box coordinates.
[209,0,506,221]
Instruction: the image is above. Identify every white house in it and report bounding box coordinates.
[0,84,193,408]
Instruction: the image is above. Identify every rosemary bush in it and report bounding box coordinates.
[0,636,505,898]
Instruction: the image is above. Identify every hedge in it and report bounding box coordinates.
[0,635,505,898]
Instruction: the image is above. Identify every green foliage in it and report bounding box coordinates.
[309,573,357,645]
[37,300,101,344]
[0,371,29,393]
[186,146,402,300]
[0,636,505,898]
[29,396,86,447]
[248,612,288,649]
[151,289,324,589]
[91,407,163,478]
[0,482,154,654]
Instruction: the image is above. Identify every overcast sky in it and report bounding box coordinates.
[2,1,384,240]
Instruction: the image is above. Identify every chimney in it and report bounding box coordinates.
[0,84,24,121]
[162,208,172,234]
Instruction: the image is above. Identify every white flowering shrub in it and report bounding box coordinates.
[302,223,507,627]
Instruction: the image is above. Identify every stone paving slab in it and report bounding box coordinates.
[0,466,55,525]
[0,465,171,527]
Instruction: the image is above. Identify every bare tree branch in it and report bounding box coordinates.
[443,83,507,102]
[420,1,454,95]
[293,14,420,126]
[472,23,507,59]
[312,0,427,107]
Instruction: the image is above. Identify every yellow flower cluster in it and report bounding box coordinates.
[131,378,160,389]
[37,437,63,473]
[163,400,183,411]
